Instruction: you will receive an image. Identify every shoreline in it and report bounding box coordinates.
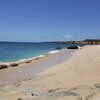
[0,54,45,69]
[0,49,75,85]
[0,49,66,70]
[1,45,100,100]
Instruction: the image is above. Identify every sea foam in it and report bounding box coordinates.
[48,50,60,54]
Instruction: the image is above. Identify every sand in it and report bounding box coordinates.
[0,45,100,100]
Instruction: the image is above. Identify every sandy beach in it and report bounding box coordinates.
[0,49,74,85]
[0,45,100,100]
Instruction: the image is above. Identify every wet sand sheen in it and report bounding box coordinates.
[0,50,75,85]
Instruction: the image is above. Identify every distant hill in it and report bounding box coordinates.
[83,39,100,42]
[63,39,100,45]
[44,39,100,45]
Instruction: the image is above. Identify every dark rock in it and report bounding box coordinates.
[67,46,78,49]
[32,93,38,96]
[0,65,8,69]
[32,93,35,96]
[10,63,19,67]
[18,98,23,100]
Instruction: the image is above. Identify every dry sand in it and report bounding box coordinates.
[0,45,100,100]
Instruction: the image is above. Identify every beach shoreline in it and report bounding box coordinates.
[0,49,67,69]
[0,45,100,100]
[0,49,75,85]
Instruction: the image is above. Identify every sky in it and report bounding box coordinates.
[0,0,100,42]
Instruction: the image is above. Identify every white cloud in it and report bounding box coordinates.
[56,34,73,40]
[56,34,72,39]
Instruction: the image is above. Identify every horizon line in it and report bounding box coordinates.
[0,39,99,43]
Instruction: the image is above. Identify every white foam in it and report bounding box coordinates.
[38,55,45,57]
[77,46,82,49]
[0,54,45,66]
[16,55,45,64]
[48,50,59,54]
[0,62,10,66]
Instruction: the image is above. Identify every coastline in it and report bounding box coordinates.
[1,45,100,100]
[0,49,67,70]
[0,54,45,69]
[0,49,75,85]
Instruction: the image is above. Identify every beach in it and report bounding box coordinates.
[0,49,74,84]
[0,45,100,100]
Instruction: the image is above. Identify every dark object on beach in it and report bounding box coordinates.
[10,63,19,67]
[55,47,62,50]
[32,93,38,96]
[18,98,23,100]
[67,46,78,49]
[32,93,35,96]
[0,65,8,69]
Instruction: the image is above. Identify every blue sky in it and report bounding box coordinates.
[0,0,100,42]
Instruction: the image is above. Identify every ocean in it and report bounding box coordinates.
[0,42,82,62]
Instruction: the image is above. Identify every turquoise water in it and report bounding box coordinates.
[0,42,83,62]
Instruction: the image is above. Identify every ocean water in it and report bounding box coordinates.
[0,42,82,62]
